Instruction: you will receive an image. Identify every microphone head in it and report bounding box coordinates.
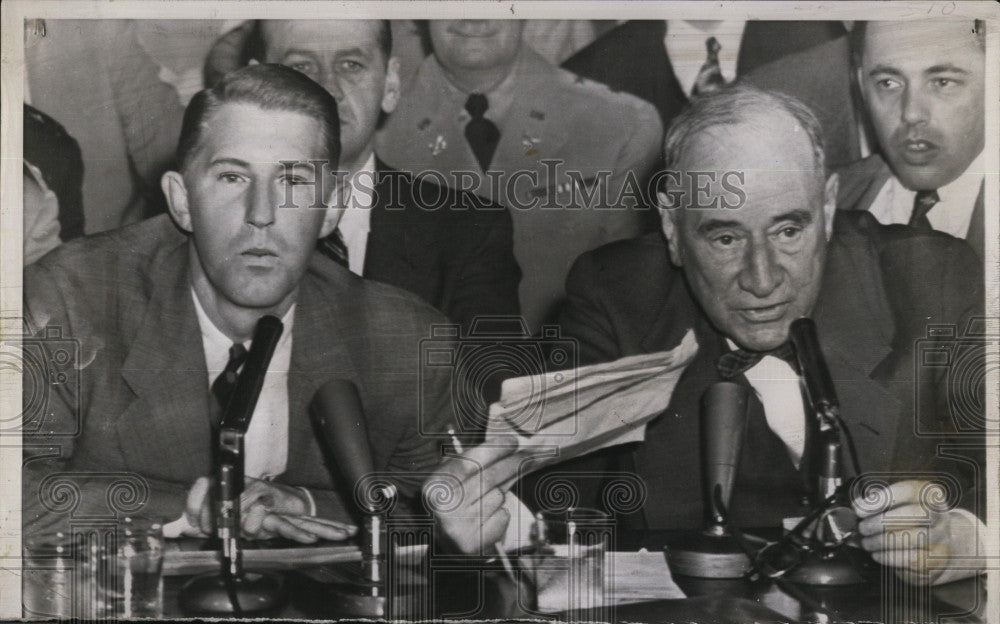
[789,317,839,410]
[309,380,376,507]
[701,382,751,524]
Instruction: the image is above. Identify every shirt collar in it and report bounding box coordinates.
[430,48,522,123]
[191,287,296,354]
[341,153,377,225]
[936,151,984,210]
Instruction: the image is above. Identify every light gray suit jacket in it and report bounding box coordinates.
[23,214,457,534]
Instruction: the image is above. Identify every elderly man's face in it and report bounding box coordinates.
[429,20,524,73]
[660,113,837,352]
[264,20,399,171]
[164,102,339,312]
[859,21,984,190]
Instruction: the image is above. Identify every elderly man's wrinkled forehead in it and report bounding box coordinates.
[663,107,826,214]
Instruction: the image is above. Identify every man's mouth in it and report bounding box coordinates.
[737,302,790,323]
[897,138,941,166]
[242,247,278,258]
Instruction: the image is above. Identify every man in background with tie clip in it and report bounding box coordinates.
[507,84,983,586]
[837,20,986,260]
[22,64,459,544]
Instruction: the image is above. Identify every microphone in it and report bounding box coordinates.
[702,382,751,527]
[181,315,288,617]
[308,380,380,508]
[306,380,403,617]
[789,318,839,422]
[665,382,756,579]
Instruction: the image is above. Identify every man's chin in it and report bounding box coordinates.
[730,324,790,353]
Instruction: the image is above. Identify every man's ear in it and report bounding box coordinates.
[162,171,192,233]
[823,172,839,241]
[381,56,402,115]
[657,190,683,267]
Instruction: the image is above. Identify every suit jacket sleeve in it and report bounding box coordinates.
[441,195,521,331]
[22,262,190,535]
[558,251,625,366]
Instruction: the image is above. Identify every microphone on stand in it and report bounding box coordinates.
[180,315,289,616]
[666,382,759,578]
[778,318,865,586]
[304,380,407,618]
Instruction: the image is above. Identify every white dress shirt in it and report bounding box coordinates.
[194,290,295,480]
[727,339,806,467]
[338,154,377,276]
[867,152,984,239]
[664,20,747,97]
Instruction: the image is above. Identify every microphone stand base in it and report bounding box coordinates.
[666,531,761,579]
[784,548,867,586]
[179,570,288,617]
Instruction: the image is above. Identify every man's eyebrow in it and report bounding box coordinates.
[333,46,375,60]
[770,209,814,226]
[696,219,744,236]
[282,48,320,60]
[867,65,903,78]
[210,157,251,168]
[925,64,970,75]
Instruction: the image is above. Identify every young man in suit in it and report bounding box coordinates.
[257,19,521,333]
[837,20,986,259]
[22,65,459,543]
[562,20,860,169]
[375,20,663,333]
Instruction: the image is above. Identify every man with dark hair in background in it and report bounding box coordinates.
[838,20,986,259]
[23,64,458,543]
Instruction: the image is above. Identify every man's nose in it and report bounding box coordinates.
[737,240,781,298]
[245,179,277,228]
[900,85,930,126]
[318,68,344,101]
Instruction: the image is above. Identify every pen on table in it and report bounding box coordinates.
[447,427,517,582]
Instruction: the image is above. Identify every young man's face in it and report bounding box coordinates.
[859,21,984,191]
[660,112,837,352]
[264,20,399,171]
[164,102,338,312]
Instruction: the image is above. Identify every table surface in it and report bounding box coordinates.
[158,530,987,622]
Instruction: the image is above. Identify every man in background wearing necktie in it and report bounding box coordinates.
[837,20,986,259]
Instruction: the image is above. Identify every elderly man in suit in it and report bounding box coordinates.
[547,85,986,585]
[376,19,663,334]
[254,19,522,333]
[22,65,459,542]
[562,20,860,170]
[837,20,986,260]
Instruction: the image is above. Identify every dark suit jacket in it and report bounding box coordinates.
[562,20,859,169]
[836,154,986,260]
[23,214,457,534]
[321,162,521,333]
[549,211,984,530]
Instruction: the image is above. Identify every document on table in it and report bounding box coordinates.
[485,330,698,488]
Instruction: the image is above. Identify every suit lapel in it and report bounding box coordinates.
[813,217,903,474]
[282,263,365,489]
[836,155,893,213]
[117,243,214,479]
[965,180,985,260]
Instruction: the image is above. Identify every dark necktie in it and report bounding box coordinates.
[318,227,349,269]
[464,93,500,173]
[908,189,940,230]
[717,342,798,379]
[211,342,248,412]
[691,36,727,97]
